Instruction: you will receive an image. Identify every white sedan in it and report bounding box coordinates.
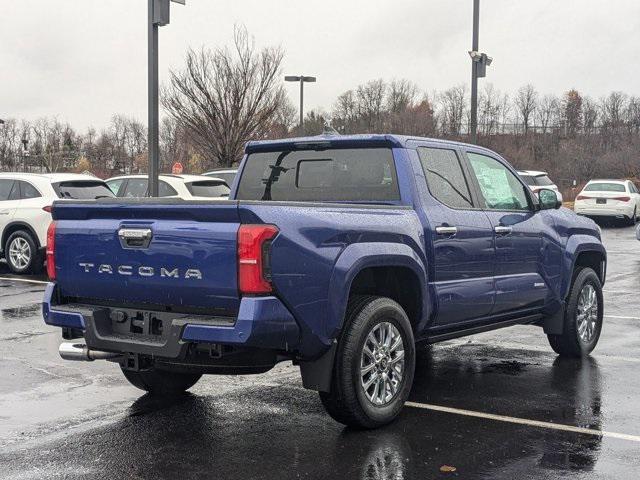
[574,179,640,225]
[106,174,230,200]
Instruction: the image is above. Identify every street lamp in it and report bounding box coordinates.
[148,0,185,197]
[285,75,316,136]
[469,0,492,144]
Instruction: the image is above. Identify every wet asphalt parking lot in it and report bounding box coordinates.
[0,222,639,479]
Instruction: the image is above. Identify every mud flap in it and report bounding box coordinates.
[299,341,337,392]
[543,303,565,335]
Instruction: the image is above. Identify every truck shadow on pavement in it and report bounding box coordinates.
[4,344,608,480]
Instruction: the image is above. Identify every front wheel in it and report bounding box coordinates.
[547,267,603,357]
[320,296,415,429]
[121,367,202,395]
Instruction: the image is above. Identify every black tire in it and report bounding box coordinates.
[547,267,603,357]
[319,296,415,429]
[4,230,43,274]
[629,207,638,226]
[121,367,202,395]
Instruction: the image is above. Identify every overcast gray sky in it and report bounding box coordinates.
[1,0,639,130]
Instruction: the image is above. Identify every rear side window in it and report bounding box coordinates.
[106,179,125,196]
[0,180,15,201]
[53,181,115,199]
[417,147,473,209]
[236,148,400,202]
[583,182,626,192]
[18,181,41,199]
[186,181,230,198]
[159,181,178,197]
[123,179,149,197]
[534,175,554,187]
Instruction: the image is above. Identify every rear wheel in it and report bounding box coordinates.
[547,267,603,357]
[5,230,43,274]
[319,296,415,429]
[121,367,202,395]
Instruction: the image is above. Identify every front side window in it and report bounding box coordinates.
[417,147,473,209]
[0,180,15,201]
[236,148,400,202]
[467,152,530,211]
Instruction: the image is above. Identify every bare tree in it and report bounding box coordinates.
[163,26,286,167]
[386,79,418,114]
[536,94,560,134]
[562,89,583,136]
[438,85,467,136]
[355,79,387,132]
[515,84,538,134]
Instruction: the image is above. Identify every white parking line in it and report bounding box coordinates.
[0,277,49,285]
[605,314,640,320]
[405,402,640,443]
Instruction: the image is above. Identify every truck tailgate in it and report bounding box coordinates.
[52,200,240,314]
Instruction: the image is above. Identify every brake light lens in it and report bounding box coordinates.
[576,195,591,201]
[612,196,631,202]
[238,224,279,294]
[46,221,57,280]
[42,205,52,213]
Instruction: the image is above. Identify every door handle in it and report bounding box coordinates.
[436,226,458,236]
[494,226,513,235]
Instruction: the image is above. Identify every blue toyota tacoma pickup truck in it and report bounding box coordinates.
[43,135,606,428]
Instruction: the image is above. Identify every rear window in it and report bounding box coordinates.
[236,148,400,202]
[583,182,626,192]
[53,181,115,199]
[206,172,236,185]
[186,181,230,198]
[519,174,535,186]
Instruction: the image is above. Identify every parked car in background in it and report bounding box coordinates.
[518,170,563,202]
[574,179,640,225]
[0,173,114,274]
[106,174,230,199]
[203,168,238,186]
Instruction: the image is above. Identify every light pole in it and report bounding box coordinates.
[148,0,184,197]
[285,75,316,136]
[469,0,492,144]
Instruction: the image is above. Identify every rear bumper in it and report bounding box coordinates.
[574,204,635,218]
[42,283,300,358]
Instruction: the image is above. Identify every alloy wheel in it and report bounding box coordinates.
[8,237,31,270]
[576,283,598,343]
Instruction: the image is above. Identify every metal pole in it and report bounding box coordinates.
[470,0,479,144]
[299,77,304,136]
[148,0,160,197]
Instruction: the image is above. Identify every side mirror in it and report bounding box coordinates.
[538,189,561,210]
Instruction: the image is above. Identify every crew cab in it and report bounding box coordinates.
[43,135,606,428]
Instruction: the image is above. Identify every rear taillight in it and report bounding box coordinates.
[238,224,279,294]
[46,221,57,280]
[42,206,52,213]
[576,195,591,201]
[612,196,631,202]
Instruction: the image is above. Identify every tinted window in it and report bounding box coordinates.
[123,179,149,197]
[54,181,115,199]
[159,181,178,197]
[186,181,230,198]
[18,181,41,199]
[8,181,20,200]
[418,147,473,209]
[0,180,15,201]
[583,182,626,192]
[519,174,535,186]
[106,179,125,196]
[534,175,554,186]
[236,148,400,202]
[206,172,235,185]
[467,153,530,211]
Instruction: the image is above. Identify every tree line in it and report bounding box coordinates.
[1,27,639,196]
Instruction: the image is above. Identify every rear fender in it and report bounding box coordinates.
[328,242,428,338]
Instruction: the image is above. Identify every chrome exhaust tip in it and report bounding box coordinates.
[58,343,120,361]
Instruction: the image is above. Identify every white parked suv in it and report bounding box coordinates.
[574,179,640,225]
[0,173,114,274]
[517,170,563,202]
[106,174,230,199]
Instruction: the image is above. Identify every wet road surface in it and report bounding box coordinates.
[0,225,639,479]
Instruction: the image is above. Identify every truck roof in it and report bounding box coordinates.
[245,134,499,157]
